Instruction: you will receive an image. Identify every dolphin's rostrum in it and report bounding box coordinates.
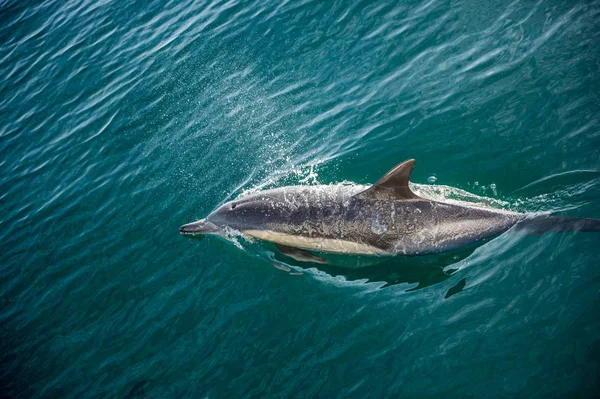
[180,160,600,260]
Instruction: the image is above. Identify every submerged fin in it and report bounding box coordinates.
[276,244,328,264]
[269,259,303,275]
[355,159,421,200]
[269,260,291,272]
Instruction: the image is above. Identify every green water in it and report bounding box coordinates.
[1,0,600,397]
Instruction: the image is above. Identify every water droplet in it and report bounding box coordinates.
[371,218,388,235]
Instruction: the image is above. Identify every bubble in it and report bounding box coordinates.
[427,175,437,184]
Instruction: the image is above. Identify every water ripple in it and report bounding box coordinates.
[1,0,599,397]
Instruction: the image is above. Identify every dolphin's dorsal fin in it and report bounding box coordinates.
[355,159,421,200]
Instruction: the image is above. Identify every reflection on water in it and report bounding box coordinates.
[270,243,478,292]
[186,231,477,292]
[184,180,514,292]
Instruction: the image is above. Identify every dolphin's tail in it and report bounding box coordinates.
[516,215,600,234]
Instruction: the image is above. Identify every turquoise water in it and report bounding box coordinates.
[1,0,600,396]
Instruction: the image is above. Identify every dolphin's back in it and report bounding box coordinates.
[244,185,525,255]
[373,199,522,254]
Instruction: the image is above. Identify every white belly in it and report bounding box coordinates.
[243,229,388,256]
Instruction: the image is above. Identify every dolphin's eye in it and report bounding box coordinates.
[231,203,237,209]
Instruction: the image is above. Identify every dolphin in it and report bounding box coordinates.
[180,159,600,262]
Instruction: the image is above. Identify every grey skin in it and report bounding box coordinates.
[180,160,600,261]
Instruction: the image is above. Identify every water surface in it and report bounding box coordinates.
[1,0,600,397]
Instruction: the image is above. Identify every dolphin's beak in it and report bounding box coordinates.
[179,219,221,235]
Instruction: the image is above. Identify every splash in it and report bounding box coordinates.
[221,227,248,250]
[239,162,324,197]
[297,164,320,185]
[412,183,512,211]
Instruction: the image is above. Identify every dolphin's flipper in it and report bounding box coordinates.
[276,244,328,264]
[355,159,422,200]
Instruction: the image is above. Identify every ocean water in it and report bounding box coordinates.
[1,0,600,397]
